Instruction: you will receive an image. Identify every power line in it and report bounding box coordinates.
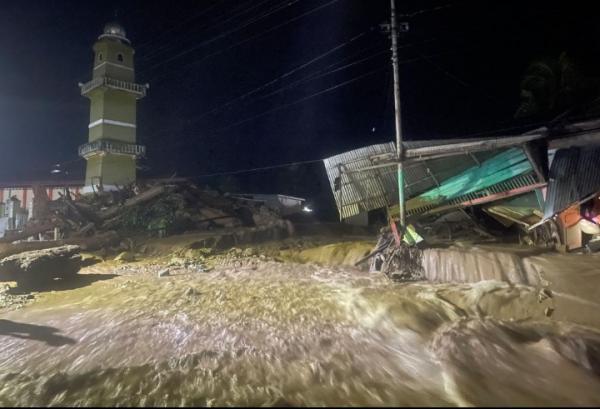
[399,2,458,18]
[148,45,447,141]
[140,0,302,75]
[144,0,342,82]
[172,29,372,122]
[413,49,505,105]
[247,49,389,104]
[245,38,439,104]
[136,0,226,51]
[147,48,388,139]
[139,0,276,63]
[141,27,391,137]
[176,66,389,142]
[145,48,387,140]
[191,158,323,179]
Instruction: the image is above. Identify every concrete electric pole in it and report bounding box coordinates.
[390,0,406,229]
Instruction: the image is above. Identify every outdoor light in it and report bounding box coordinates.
[302,205,313,213]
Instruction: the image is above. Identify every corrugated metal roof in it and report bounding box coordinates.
[323,142,499,220]
[323,143,398,220]
[543,146,600,220]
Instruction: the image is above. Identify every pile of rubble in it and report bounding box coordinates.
[0,181,289,288]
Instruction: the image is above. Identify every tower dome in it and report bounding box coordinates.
[98,21,130,44]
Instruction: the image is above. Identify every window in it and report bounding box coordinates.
[117,53,124,62]
[98,53,103,61]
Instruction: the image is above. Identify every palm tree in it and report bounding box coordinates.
[515,52,600,119]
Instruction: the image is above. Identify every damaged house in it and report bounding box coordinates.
[323,118,600,252]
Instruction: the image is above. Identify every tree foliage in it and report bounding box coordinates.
[515,52,600,119]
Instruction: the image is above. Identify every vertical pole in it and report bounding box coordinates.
[390,0,405,228]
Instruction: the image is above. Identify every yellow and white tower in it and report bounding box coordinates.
[78,22,149,192]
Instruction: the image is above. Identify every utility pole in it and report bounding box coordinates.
[390,0,406,228]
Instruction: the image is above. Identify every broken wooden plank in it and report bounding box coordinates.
[99,185,167,220]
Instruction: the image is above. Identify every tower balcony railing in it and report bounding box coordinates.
[78,140,146,158]
[79,76,149,98]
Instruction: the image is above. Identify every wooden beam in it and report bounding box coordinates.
[99,185,166,220]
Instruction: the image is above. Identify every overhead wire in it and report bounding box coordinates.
[398,2,459,18]
[136,0,226,51]
[190,158,324,179]
[141,26,397,138]
[244,49,389,104]
[414,49,504,105]
[139,0,275,63]
[146,48,389,139]
[140,0,303,75]
[143,0,342,82]
[173,66,390,143]
[199,51,464,138]
[165,29,374,124]
[223,38,438,108]
[147,43,448,141]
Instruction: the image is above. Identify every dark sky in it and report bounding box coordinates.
[1,0,599,214]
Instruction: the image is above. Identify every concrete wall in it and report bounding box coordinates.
[92,39,135,81]
[84,154,136,187]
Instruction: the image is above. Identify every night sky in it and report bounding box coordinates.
[1,0,599,217]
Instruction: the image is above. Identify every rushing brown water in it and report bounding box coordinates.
[1,259,600,406]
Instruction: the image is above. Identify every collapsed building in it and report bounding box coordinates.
[323,117,600,253]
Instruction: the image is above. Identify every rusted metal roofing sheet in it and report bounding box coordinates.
[543,146,600,220]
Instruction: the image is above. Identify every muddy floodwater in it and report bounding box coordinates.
[1,248,600,406]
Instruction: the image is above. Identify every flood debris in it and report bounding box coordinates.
[358,226,424,281]
[0,181,292,289]
[7,180,286,246]
[158,268,170,278]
